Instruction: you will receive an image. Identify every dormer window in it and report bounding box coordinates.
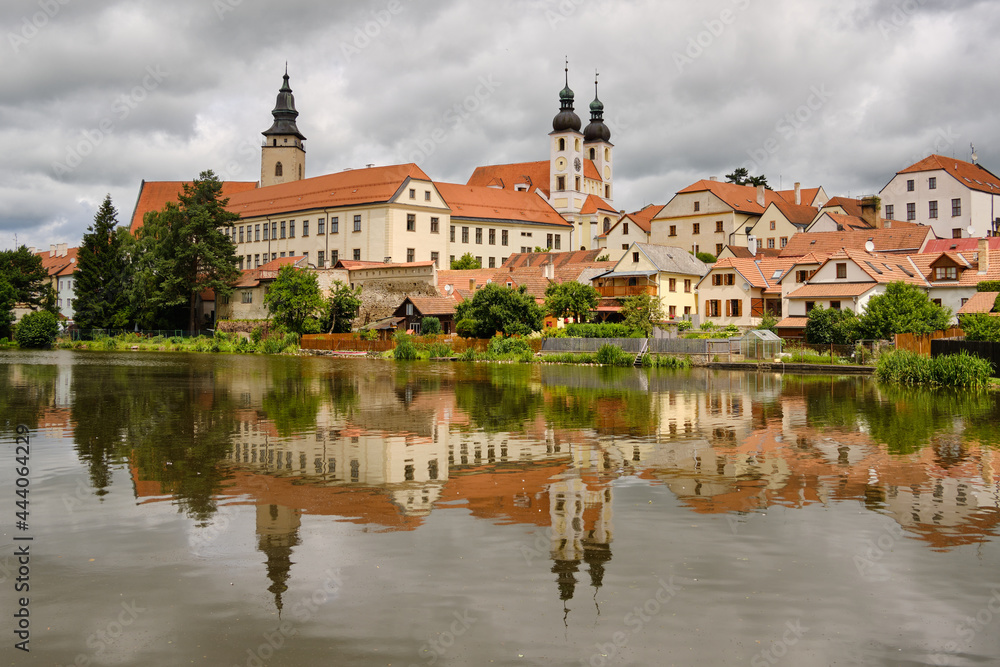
[934,266,958,280]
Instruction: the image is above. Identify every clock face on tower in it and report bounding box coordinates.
[574,157,582,172]
[555,157,567,172]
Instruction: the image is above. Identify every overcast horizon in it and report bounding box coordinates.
[3,0,997,251]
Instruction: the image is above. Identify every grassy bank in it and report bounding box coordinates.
[54,330,302,355]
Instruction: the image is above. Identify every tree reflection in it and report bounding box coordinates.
[454,365,543,433]
[0,363,57,435]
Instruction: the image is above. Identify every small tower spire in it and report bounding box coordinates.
[552,57,581,132]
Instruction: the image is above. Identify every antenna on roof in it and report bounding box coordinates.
[971,143,978,165]
[864,241,875,253]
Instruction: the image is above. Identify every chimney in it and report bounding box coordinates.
[748,236,757,257]
[860,196,881,229]
[50,244,56,256]
[544,260,554,280]
[794,182,801,205]
[979,238,989,275]
[57,243,68,257]
[756,184,765,207]
[469,278,476,292]
[709,176,718,182]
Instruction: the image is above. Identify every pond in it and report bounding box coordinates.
[1,350,999,666]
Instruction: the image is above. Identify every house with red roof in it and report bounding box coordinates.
[880,154,1000,239]
[744,198,818,252]
[595,204,665,261]
[217,256,309,321]
[696,255,797,327]
[27,244,79,321]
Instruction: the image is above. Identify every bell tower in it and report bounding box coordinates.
[549,59,584,217]
[583,71,613,203]
[261,66,306,188]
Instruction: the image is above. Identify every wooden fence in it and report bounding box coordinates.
[894,328,964,356]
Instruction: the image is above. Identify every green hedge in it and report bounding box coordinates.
[564,322,640,338]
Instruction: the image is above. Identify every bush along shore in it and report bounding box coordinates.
[874,349,993,389]
[52,329,302,355]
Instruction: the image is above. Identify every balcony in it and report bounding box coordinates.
[596,285,657,298]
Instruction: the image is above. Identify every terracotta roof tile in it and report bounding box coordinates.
[769,199,819,226]
[501,249,605,269]
[723,246,781,259]
[583,159,602,182]
[337,260,434,270]
[225,164,431,220]
[35,247,79,277]
[897,155,1000,195]
[779,223,932,257]
[776,316,810,328]
[128,180,257,233]
[403,294,457,316]
[676,180,785,215]
[775,187,822,206]
[437,182,569,227]
[785,282,878,298]
[906,249,1000,285]
[923,237,1000,253]
[957,291,998,314]
[579,194,617,215]
[819,196,864,217]
[466,161,550,197]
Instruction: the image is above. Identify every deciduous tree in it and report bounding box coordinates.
[455,283,544,338]
[858,282,951,340]
[264,265,325,334]
[0,246,54,313]
[544,281,599,323]
[450,253,481,270]
[619,292,663,337]
[323,281,362,333]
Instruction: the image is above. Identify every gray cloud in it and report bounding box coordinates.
[2,0,998,249]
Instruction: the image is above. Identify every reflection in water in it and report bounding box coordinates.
[4,351,1000,661]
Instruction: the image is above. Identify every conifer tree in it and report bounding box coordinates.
[74,194,129,330]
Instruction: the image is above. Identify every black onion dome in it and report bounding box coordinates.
[583,77,611,143]
[263,69,306,140]
[552,64,581,132]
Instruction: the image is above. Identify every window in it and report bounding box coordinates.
[961,297,969,307]
[271,222,277,239]
[450,225,456,242]
[929,177,936,189]
[952,198,961,216]
[780,237,787,248]
[279,252,285,258]
[354,215,362,232]
[262,223,269,241]
[805,301,815,313]
[684,279,691,292]
[502,230,509,246]
[830,300,841,310]
[407,248,415,263]
[475,228,483,244]
[409,188,415,199]
[712,243,722,256]
[928,201,938,219]
[906,203,916,221]
[707,300,720,317]
[669,278,676,292]
[475,256,482,266]
[353,249,361,260]
[692,244,699,254]
[319,218,326,234]
[767,238,775,249]
[331,250,338,265]
[935,266,958,280]
[302,251,308,263]
[952,228,962,239]
[556,175,566,190]
[239,226,244,243]
[715,221,724,233]
[406,302,414,315]
[241,290,253,304]
[546,234,553,248]
[622,244,628,250]
[836,263,847,279]
[254,254,260,267]
[632,251,640,262]
[884,205,894,220]
[317,251,325,268]
[462,227,469,243]
[424,190,431,201]
[331,217,339,233]
[275,162,283,177]
[289,220,295,238]
[693,223,700,235]
[669,305,677,317]
[431,251,439,267]
[623,222,629,235]
[589,147,595,159]
[431,217,439,233]
[725,273,735,285]
[407,214,416,231]
[488,228,496,245]
[727,299,742,317]
[554,235,561,250]
[669,225,677,236]
[246,254,251,267]
[906,179,914,191]
[694,201,700,212]
[280,221,286,239]
[558,138,565,151]
[488,257,496,268]
[302,220,308,236]
[575,176,581,190]
[603,219,611,234]
[932,298,943,307]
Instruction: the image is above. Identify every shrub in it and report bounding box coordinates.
[875,349,991,388]
[459,347,478,362]
[485,335,533,361]
[676,320,693,332]
[393,332,419,360]
[259,336,283,355]
[564,322,637,338]
[596,343,633,366]
[101,336,118,351]
[643,354,691,369]
[961,313,1000,342]
[16,311,59,349]
[251,326,264,344]
[421,317,442,335]
[424,342,452,359]
[456,319,477,338]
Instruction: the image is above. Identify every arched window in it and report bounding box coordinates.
[603,217,611,233]
[558,138,565,151]
[575,138,581,151]
[605,147,610,161]
[275,162,283,177]
[589,148,596,160]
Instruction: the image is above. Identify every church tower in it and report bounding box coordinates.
[260,67,306,188]
[583,72,613,202]
[549,61,584,217]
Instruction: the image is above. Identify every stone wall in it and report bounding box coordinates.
[356,281,441,326]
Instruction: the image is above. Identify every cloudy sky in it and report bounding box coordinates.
[3,0,997,250]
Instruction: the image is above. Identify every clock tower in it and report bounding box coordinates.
[549,60,584,219]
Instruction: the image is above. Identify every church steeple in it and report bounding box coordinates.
[260,66,306,187]
[551,58,581,133]
[583,71,611,143]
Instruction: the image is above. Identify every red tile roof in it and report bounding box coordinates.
[677,181,785,215]
[897,155,1000,195]
[501,249,606,269]
[226,164,431,220]
[769,199,819,227]
[579,194,617,215]
[775,187,822,206]
[583,159,602,182]
[129,180,258,233]
[776,316,810,328]
[723,246,781,259]
[818,196,864,217]
[779,223,932,257]
[923,237,1000,253]
[906,249,1000,286]
[35,247,79,278]
[704,256,798,293]
[336,260,434,270]
[234,256,307,287]
[403,294,457,316]
[466,161,550,197]
[785,282,879,299]
[596,204,665,239]
[818,249,929,286]
[957,291,998,314]
[437,182,569,227]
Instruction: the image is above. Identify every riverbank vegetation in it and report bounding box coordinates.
[54,329,301,355]
[874,348,992,388]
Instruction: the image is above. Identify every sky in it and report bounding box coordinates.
[3,0,998,251]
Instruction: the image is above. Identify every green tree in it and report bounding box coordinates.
[756,311,778,333]
[0,246,54,313]
[858,282,951,340]
[545,281,599,323]
[0,276,15,339]
[140,171,241,331]
[323,281,362,333]
[725,167,769,189]
[74,195,130,330]
[455,283,544,338]
[450,252,481,270]
[421,316,442,335]
[619,292,663,337]
[16,310,58,348]
[264,265,325,334]
[805,305,859,344]
[695,251,716,264]
[960,313,1000,342]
